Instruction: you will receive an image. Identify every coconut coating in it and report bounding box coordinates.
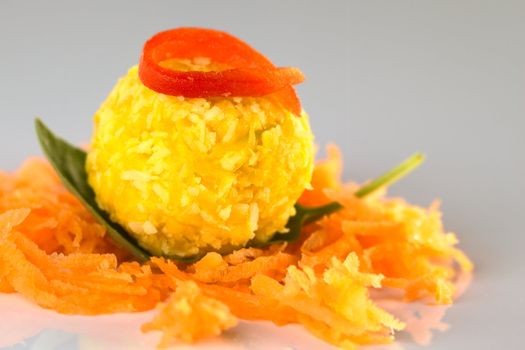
[86,65,314,257]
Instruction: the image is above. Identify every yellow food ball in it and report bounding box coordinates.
[86,65,314,257]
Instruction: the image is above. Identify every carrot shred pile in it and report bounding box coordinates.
[0,148,472,348]
[142,280,237,347]
[0,159,120,256]
[298,145,473,304]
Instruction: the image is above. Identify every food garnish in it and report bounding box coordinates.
[139,28,304,115]
[0,146,472,348]
[142,280,238,346]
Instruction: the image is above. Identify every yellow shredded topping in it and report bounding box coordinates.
[86,65,314,257]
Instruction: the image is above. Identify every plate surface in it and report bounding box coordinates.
[0,274,471,350]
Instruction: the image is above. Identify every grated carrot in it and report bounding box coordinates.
[0,148,472,348]
[142,280,238,347]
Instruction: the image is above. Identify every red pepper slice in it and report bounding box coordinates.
[138,28,305,115]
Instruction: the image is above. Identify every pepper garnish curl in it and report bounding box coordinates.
[138,27,305,115]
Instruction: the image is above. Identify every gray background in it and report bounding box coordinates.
[0,0,524,349]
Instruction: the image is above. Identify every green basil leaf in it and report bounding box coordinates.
[35,118,423,261]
